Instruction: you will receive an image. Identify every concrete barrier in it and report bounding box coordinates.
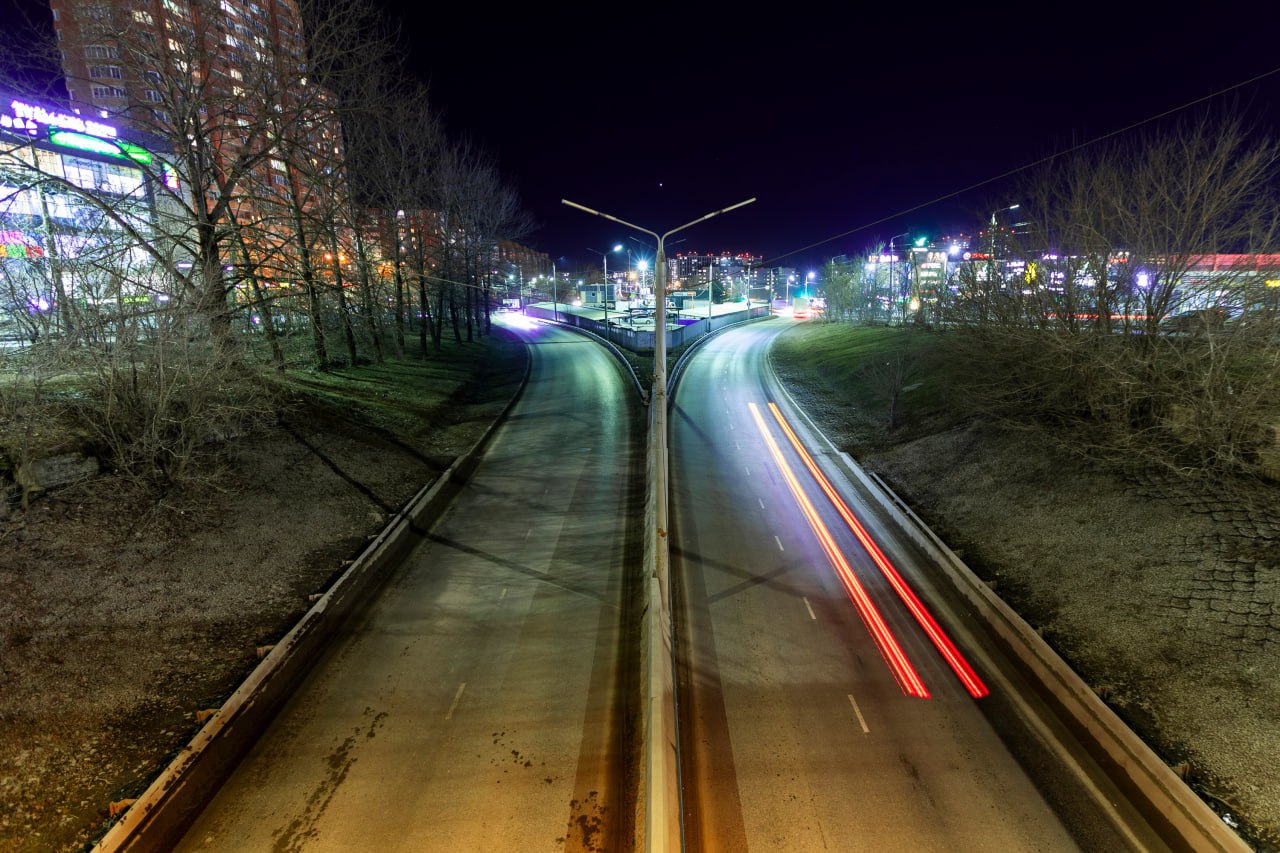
[93,351,533,853]
[638,396,680,853]
[523,307,647,400]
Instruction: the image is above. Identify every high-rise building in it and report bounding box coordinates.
[49,0,306,136]
[47,0,351,308]
[672,252,761,300]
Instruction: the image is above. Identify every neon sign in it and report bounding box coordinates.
[7,99,117,139]
[48,129,151,164]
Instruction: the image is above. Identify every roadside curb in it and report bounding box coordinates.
[92,345,534,853]
[764,341,1249,853]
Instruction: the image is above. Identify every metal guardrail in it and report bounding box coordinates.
[765,345,1250,853]
[92,352,534,852]
[524,304,769,354]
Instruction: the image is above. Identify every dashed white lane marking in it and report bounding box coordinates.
[744,466,750,476]
[847,693,871,734]
[775,535,784,551]
[803,597,817,620]
[499,587,508,602]
[446,682,467,720]
[758,498,765,509]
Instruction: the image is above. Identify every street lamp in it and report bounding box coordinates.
[564,195,755,403]
[888,232,909,323]
[587,244,623,340]
[988,203,1021,254]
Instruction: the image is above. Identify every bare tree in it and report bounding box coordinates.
[942,114,1280,477]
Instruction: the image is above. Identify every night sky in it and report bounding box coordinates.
[9,1,1280,272]
[384,4,1280,273]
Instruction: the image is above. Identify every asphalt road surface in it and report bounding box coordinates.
[670,318,1167,852]
[178,317,644,852]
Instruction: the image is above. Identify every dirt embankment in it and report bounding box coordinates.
[0,344,525,852]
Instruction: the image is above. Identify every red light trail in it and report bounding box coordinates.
[748,402,930,699]
[766,402,989,699]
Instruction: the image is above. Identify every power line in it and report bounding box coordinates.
[763,64,1280,266]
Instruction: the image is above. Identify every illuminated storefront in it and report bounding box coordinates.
[0,95,175,332]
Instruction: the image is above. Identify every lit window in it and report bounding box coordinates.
[134,9,153,24]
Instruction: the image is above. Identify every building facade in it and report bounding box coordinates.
[0,94,178,338]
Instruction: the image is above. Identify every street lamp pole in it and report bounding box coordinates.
[889,232,908,324]
[988,203,1020,255]
[567,198,755,397]
[707,260,713,331]
[564,199,753,852]
[587,244,622,341]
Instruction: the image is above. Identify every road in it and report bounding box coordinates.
[178,316,644,852]
[670,318,1166,852]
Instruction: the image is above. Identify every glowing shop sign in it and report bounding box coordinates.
[0,230,44,259]
[48,129,151,164]
[7,99,117,138]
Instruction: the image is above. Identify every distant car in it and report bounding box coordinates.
[1161,307,1229,333]
[1230,305,1277,329]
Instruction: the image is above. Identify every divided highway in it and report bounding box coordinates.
[177,317,644,852]
[669,320,1166,852]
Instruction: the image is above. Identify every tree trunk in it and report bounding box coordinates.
[331,248,359,367]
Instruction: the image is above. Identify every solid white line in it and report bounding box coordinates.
[803,597,817,620]
[775,535,784,551]
[445,682,467,720]
[847,693,870,734]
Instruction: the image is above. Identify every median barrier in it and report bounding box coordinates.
[638,395,680,853]
[92,348,534,853]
